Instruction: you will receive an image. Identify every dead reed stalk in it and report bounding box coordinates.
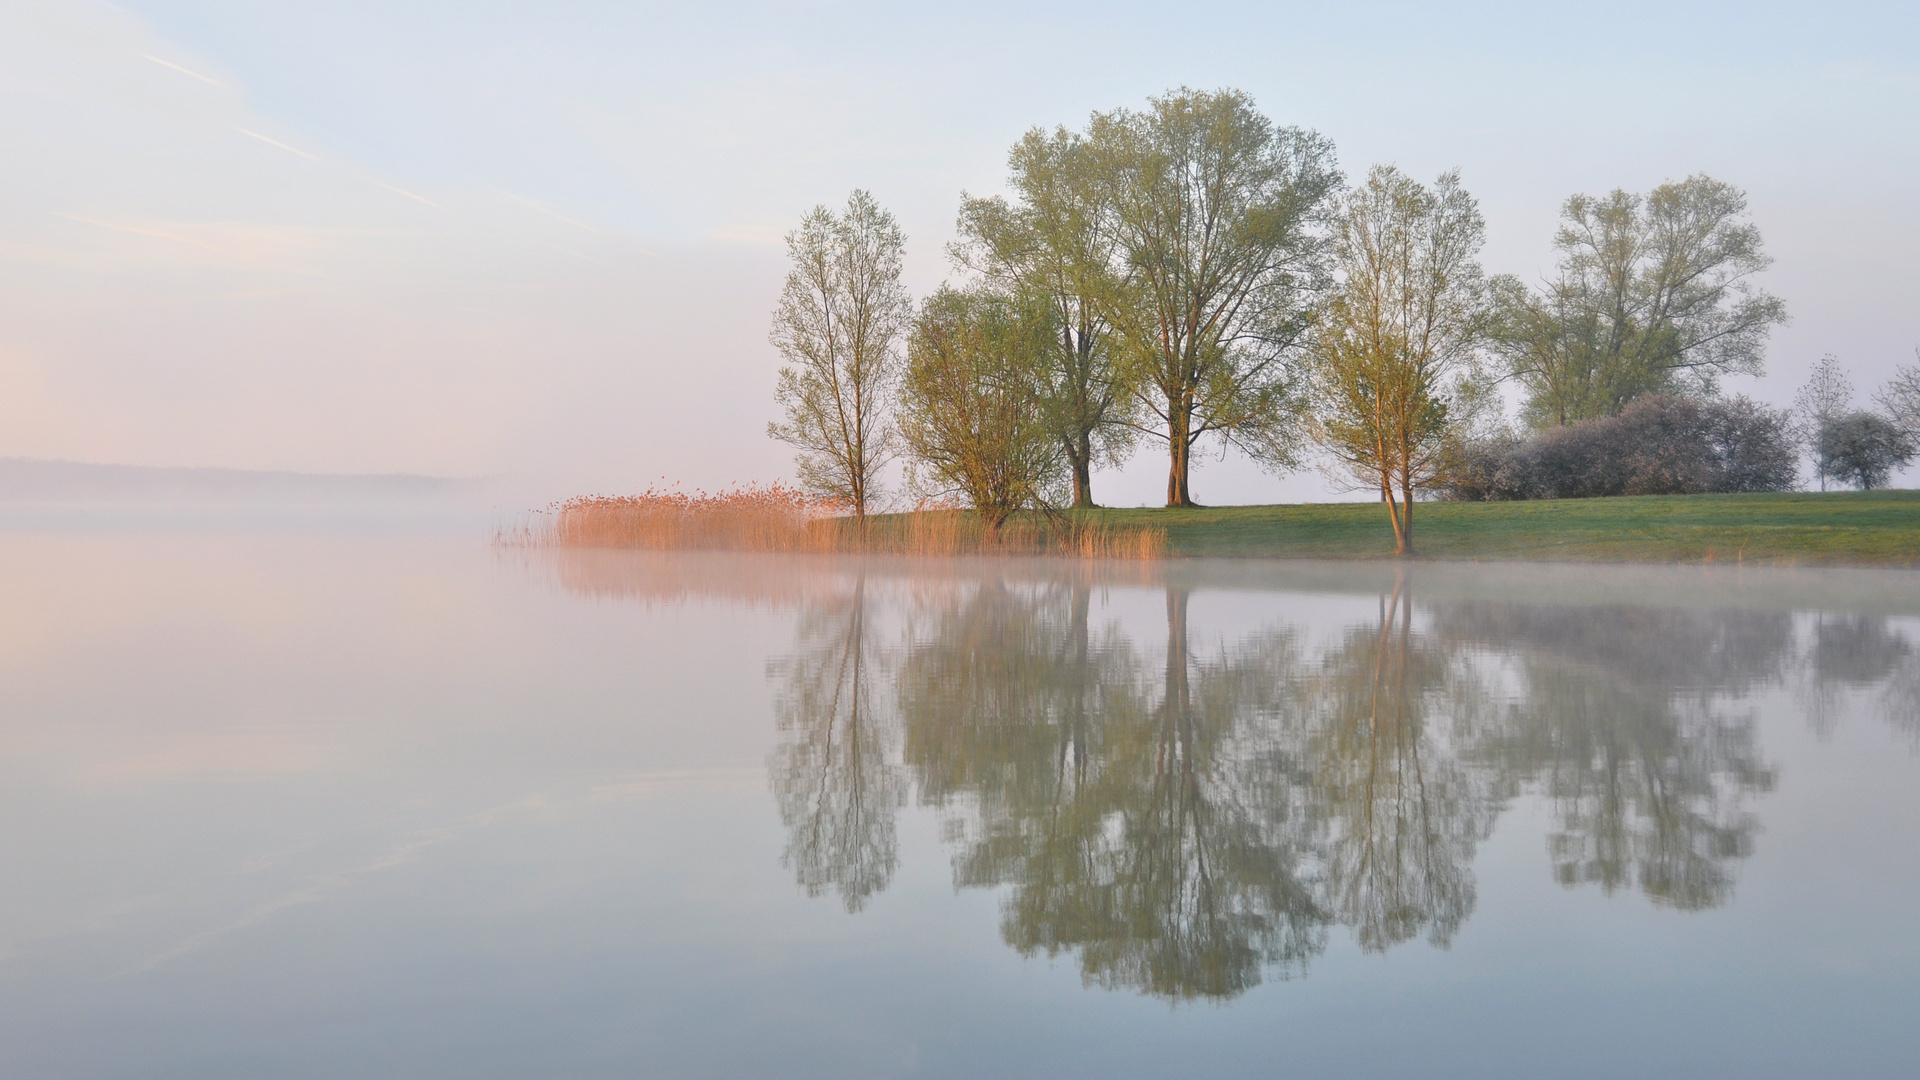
[502,484,1165,560]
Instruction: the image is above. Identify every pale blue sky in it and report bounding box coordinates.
[3,0,1916,501]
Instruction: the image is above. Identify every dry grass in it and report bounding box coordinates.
[501,484,1165,560]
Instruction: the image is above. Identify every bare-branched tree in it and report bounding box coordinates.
[1795,352,1854,491]
[769,191,911,522]
[1871,346,1920,448]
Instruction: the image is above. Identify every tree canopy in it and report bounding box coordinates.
[1492,175,1786,428]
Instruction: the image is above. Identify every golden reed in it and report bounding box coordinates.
[501,483,1165,559]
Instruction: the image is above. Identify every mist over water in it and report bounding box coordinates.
[4,531,1918,1078]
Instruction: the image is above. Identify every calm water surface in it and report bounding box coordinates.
[3,530,1918,1078]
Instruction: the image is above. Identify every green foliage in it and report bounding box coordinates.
[1087,87,1342,505]
[954,128,1136,507]
[1309,165,1489,552]
[898,286,1064,527]
[1492,175,1787,428]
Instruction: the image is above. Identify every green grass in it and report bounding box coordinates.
[1075,490,1920,566]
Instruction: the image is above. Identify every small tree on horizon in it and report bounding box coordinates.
[1794,353,1853,492]
[1819,411,1915,491]
[769,191,911,523]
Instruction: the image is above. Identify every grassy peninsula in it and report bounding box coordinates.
[1054,490,1920,566]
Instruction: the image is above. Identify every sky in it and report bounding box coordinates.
[3,0,1917,504]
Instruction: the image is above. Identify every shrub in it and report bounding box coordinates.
[1438,395,1798,500]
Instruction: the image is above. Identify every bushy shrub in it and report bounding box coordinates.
[1437,395,1798,500]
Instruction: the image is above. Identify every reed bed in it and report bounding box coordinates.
[504,484,1165,559]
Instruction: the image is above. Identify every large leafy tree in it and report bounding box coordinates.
[954,129,1136,508]
[1089,88,1341,507]
[1310,166,1489,554]
[768,191,911,522]
[1492,175,1786,428]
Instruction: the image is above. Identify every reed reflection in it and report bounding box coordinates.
[763,569,1842,998]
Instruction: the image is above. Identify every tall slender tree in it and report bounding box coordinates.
[1795,353,1853,492]
[768,191,910,522]
[1310,166,1489,555]
[1089,88,1341,507]
[955,129,1135,508]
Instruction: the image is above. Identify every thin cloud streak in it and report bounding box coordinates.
[378,182,441,209]
[142,53,224,87]
[235,127,317,160]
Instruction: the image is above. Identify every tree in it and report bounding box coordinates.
[1089,88,1341,506]
[1310,166,1488,554]
[1492,175,1787,428]
[954,129,1136,507]
[1872,346,1920,447]
[1795,353,1854,491]
[1819,411,1915,491]
[898,286,1063,530]
[769,191,911,522]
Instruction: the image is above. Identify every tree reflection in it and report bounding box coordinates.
[1302,577,1499,951]
[1437,603,1782,909]
[767,570,1811,995]
[767,574,904,912]
[1802,613,1919,744]
[896,582,1324,1000]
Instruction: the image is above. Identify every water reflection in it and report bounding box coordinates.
[891,581,1323,999]
[755,565,1919,1000]
[1305,579,1497,952]
[767,574,904,912]
[1437,603,1782,909]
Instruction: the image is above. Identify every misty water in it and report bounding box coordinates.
[4,529,1919,1079]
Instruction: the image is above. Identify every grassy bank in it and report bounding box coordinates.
[1019,490,1920,566]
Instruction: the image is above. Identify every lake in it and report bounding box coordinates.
[3,528,1917,1078]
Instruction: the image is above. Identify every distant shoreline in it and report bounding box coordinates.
[0,457,475,505]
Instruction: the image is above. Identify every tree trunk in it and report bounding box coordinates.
[1398,473,1415,556]
[1066,433,1096,508]
[1165,587,1190,716]
[1166,392,1196,507]
[1381,461,1408,555]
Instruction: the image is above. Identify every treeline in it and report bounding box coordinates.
[765,87,1915,553]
